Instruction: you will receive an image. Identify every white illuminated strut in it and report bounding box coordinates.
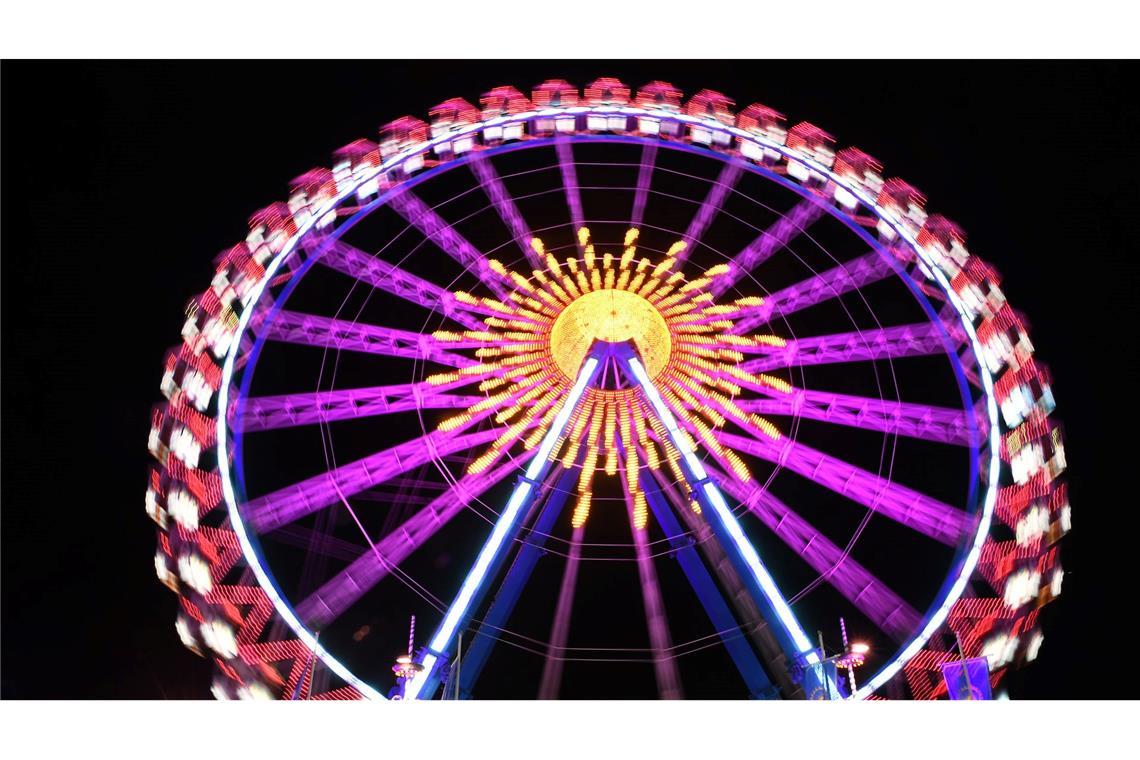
[625,356,825,673]
[405,355,601,700]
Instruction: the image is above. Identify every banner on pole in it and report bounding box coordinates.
[941,656,993,700]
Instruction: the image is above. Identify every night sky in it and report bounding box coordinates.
[2,61,1136,699]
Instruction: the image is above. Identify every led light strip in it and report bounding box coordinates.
[625,356,821,665]
[404,355,601,700]
[216,101,998,699]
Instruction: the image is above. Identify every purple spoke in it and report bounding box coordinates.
[317,239,486,331]
[711,468,922,643]
[630,143,657,228]
[712,198,827,295]
[737,389,979,446]
[387,189,510,300]
[716,430,975,546]
[261,310,479,367]
[730,251,897,334]
[937,300,973,352]
[295,456,526,630]
[674,162,743,265]
[469,151,541,270]
[271,524,366,563]
[740,323,948,373]
[621,458,683,698]
[938,300,983,389]
[236,381,483,433]
[555,138,584,237]
[538,524,583,699]
[244,424,503,534]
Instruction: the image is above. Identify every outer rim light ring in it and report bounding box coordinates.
[215,103,1000,700]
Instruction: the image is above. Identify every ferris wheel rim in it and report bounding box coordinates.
[242,136,985,611]
[211,109,1002,700]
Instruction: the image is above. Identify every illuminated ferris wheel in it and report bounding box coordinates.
[147,77,1068,700]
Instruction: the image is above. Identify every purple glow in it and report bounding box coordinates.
[620,454,683,699]
[676,162,743,264]
[555,138,584,236]
[737,389,979,446]
[469,152,541,269]
[629,143,657,229]
[716,430,974,546]
[236,381,482,433]
[295,456,526,629]
[317,240,486,331]
[387,190,509,300]
[261,310,478,367]
[740,322,948,373]
[244,426,501,534]
[714,470,922,642]
[731,251,896,333]
[537,525,583,700]
[712,198,827,295]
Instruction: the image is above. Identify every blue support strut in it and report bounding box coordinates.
[406,350,603,700]
[455,467,578,698]
[620,349,831,697]
[640,475,778,699]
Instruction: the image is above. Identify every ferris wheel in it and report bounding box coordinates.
[147,77,1068,700]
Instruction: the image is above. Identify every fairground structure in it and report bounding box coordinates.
[147,77,1067,700]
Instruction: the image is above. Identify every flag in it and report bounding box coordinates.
[941,656,993,700]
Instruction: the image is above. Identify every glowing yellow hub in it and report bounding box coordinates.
[428,225,793,532]
[550,289,671,379]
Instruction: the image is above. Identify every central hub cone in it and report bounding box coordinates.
[549,289,672,380]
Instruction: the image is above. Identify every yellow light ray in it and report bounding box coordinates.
[434,233,792,530]
[561,400,596,466]
[603,401,618,476]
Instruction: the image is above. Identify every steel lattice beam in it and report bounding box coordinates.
[469,151,541,269]
[261,309,478,367]
[316,240,487,331]
[716,430,974,546]
[244,424,501,534]
[652,470,801,698]
[630,143,657,229]
[740,322,949,373]
[737,389,979,446]
[387,190,510,300]
[712,198,828,295]
[555,138,585,236]
[295,456,527,630]
[640,474,778,698]
[235,381,482,433]
[675,162,743,265]
[731,251,897,333]
[457,467,578,698]
[712,469,923,643]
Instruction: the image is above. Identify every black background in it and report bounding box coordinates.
[2,61,1136,699]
